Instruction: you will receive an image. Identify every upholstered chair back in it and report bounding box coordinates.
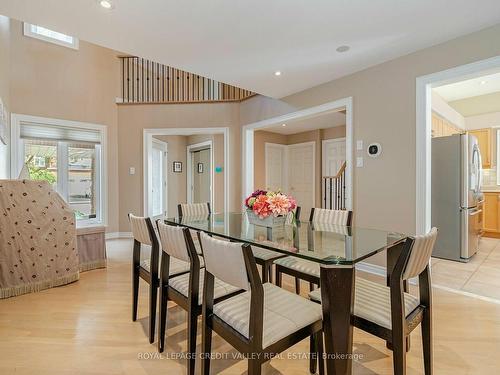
[178,202,211,217]
[402,227,438,280]
[199,232,250,291]
[128,214,154,245]
[309,207,352,226]
[157,221,191,263]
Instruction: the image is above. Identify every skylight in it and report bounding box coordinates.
[23,23,79,50]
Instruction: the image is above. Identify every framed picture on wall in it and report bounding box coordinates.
[173,161,182,173]
[197,163,203,173]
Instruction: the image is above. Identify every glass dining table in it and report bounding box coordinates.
[165,212,409,375]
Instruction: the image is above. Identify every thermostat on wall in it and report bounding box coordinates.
[367,143,382,158]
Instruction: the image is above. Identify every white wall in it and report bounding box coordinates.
[432,91,465,129]
[0,15,10,179]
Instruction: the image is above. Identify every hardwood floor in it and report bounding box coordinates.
[1,238,500,374]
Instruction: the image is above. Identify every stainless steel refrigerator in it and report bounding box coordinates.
[431,133,482,262]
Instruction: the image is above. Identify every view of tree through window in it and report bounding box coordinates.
[68,145,97,220]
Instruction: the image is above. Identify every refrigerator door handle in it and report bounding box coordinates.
[470,209,482,216]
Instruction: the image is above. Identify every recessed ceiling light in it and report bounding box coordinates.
[282,123,286,127]
[99,0,113,9]
[336,45,350,53]
[480,80,487,85]
[274,71,282,76]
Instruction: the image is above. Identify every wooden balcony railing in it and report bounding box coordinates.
[322,162,347,210]
[118,56,255,104]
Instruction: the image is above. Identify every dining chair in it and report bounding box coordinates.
[156,221,242,375]
[251,206,302,283]
[128,213,191,343]
[309,227,438,375]
[274,207,353,294]
[178,202,211,254]
[198,231,324,375]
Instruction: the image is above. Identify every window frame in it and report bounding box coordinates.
[23,22,79,50]
[11,114,107,228]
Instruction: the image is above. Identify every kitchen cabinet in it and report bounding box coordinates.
[431,113,462,138]
[483,192,500,235]
[468,128,491,168]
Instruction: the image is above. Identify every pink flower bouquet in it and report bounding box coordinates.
[244,189,297,219]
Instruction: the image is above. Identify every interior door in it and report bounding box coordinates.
[151,140,166,217]
[322,138,346,208]
[265,143,286,191]
[287,142,315,216]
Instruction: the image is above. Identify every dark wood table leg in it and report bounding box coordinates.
[386,241,411,352]
[320,265,355,375]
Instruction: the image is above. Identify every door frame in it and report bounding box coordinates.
[143,127,229,217]
[264,142,288,191]
[416,55,500,235]
[186,140,214,207]
[151,138,167,217]
[322,137,346,177]
[287,141,316,211]
[241,97,353,211]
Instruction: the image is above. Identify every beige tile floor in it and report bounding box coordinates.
[1,238,500,374]
[431,237,500,300]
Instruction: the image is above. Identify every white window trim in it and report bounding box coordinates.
[187,140,214,208]
[23,22,79,50]
[10,114,107,228]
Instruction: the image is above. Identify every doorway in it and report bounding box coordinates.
[187,141,213,206]
[322,138,346,209]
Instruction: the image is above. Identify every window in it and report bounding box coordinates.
[13,115,106,227]
[23,23,79,50]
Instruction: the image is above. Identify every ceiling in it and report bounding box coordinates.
[262,110,345,135]
[434,71,500,102]
[2,1,500,98]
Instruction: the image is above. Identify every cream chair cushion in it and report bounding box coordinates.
[309,277,420,329]
[213,283,322,348]
[274,256,320,277]
[169,271,241,305]
[141,256,204,276]
[252,246,284,261]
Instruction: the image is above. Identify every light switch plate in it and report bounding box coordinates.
[129,167,135,175]
[356,140,363,151]
[356,157,364,167]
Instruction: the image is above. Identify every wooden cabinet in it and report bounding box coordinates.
[468,128,491,168]
[483,192,500,235]
[431,113,462,138]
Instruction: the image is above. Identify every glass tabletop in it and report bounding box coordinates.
[165,212,407,266]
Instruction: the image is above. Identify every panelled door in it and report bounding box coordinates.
[287,142,315,217]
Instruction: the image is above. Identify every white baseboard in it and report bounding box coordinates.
[105,231,133,240]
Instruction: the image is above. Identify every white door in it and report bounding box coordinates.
[322,138,346,208]
[265,143,287,191]
[287,142,315,217]
[151,140,167,217]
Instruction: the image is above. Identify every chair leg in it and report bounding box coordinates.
[422,308,433,375]
[317,331,325,375]
[261,263,269,283]
[268,264,273,284]
[132,267,139,321]
[391,331,407,375]
[309,282,315,292]
[275,266,282,287]
[157,285,168,353]
[149,282,158,344]
[295,278,301,294]
[309,334,317,374]
[248,358,262,375]
[201,320,212,375]
[187,307,198,375]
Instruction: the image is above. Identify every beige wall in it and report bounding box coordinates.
[117,103,240,231]
[0,15,10,179]
[253,126,346,207]
[243,23,500,236]
[8,19,121,232]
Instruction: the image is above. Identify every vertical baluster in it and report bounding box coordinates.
[329,178,333,210]
[121,58,124,103]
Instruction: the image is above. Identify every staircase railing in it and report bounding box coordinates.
[118,56,255,104]
[322,161,346,210]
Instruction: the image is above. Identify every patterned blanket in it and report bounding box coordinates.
[0,180,79,299]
